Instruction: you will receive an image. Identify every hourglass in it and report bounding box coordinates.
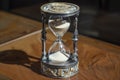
[40,2,80,78]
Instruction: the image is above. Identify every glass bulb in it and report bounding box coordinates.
[49,16,70,37]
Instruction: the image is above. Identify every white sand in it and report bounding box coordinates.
[49,51,69,62]
[56,22,70,29]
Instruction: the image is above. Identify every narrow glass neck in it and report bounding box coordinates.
[56,36,62,41]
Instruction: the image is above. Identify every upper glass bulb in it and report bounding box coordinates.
[49,16,70,38]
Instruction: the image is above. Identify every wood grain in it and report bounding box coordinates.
[0,11,120,80]
[0,11,42,44]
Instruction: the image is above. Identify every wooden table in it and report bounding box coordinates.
[0,11,120,80]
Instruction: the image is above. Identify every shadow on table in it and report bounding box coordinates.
[0,50,42,75]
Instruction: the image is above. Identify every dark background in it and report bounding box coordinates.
[0,0,120,45]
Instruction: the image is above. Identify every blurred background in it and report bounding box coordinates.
[0,0,120,45]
